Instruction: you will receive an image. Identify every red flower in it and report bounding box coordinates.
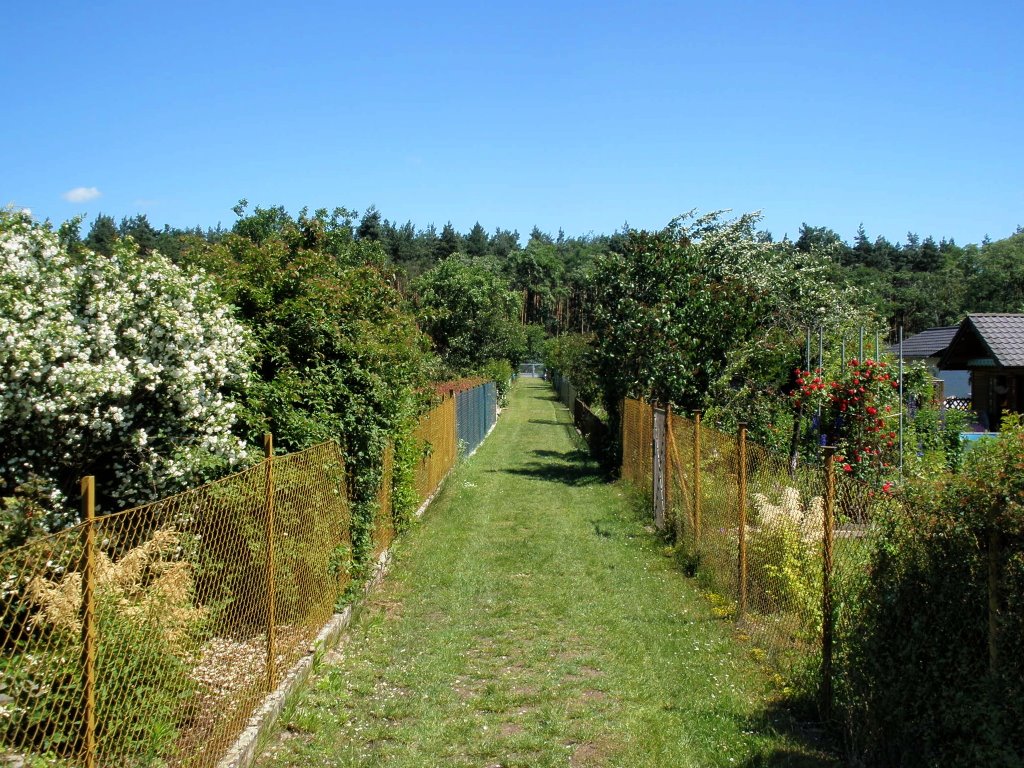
[842,463,853,472]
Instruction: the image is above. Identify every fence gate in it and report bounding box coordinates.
[652,406,667,530]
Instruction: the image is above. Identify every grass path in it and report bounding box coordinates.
[256,380,836,767]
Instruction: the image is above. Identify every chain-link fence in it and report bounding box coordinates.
[455,382,497,457]
[0,440,351,767]
[413,395,457,504]
[622,398,886,709]
[0,385,485,767]
[548,373,609,462]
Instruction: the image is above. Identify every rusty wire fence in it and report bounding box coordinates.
[0,389,471,768]
[0,440,351,767]
[622,398,888,708]
[413,395,457,504]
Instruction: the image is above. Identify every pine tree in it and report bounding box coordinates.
[84,214,118,256]
[465,222,489,259]
[357,205,383,242]
[439,222,461,258]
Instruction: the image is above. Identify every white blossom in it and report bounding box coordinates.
[0,208,253,519]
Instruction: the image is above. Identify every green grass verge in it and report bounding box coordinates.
[255,379,838,767]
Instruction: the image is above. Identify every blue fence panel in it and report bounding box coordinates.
[453,381,500,457]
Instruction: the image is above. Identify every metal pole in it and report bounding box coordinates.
[841,337,845,366]
[651,403,659,527]
[898,326,904,476]
[693,410,702,545]
[80,476,98,768]
[737,424,748,617]
[821,447,836,719]
[859,326,865,362]
[875,330,880,360]
[805,327,811,372]
[264,433,277,691]
[818,328,824,443]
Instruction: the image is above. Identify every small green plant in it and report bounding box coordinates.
[4,529,204,762]
[479,359,513,405]
[748,487,822,630]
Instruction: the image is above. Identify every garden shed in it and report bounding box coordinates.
[894,325,970,400]
[939,313,1024,431]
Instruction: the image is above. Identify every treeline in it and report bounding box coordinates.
[797,222,1024,334]
[72,207,1024,340]
[69,203,622,339]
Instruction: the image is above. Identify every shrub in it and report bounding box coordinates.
[0,209,251,526]
[184,204,431,569]
[748,487,822,626]
[836,419,1024,766]
[3,529,204,762]
[479,359,513,405]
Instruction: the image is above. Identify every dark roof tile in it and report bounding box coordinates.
[965,314,1024,368]
[897,326,958,358]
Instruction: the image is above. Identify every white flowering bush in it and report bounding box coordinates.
[0,209,251,534]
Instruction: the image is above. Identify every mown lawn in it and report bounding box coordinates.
[256,379,837,767]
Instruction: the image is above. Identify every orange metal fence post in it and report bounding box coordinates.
[821,446,836,718]
[737,424,748,618]
[80,476,98,768]
[693,410,702,544]
[263,433,277,691]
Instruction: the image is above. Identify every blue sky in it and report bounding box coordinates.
[3,0,1022,246]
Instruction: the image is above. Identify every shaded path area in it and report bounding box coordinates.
[257,380,836,767]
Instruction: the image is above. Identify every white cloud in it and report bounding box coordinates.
[62,186,102,203]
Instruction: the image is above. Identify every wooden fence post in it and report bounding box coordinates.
[737,424,748,618]
[665,405,673,533]
[264,433,277,691]
[80,476,98,768]
[693,410,702,545]
[821,446,836,719]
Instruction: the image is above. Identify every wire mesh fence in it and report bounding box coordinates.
[413,395,457,504]
[622,398,886,708]
[0,385,485,767]
[1,440,350,767]
[455,382,497,457]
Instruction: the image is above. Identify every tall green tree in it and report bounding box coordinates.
[413,256,526,370]
[188,204,430,563]
[119,214,158,255]
[438,221,461,258]
[464,222,489,259]
[591,211,860,441]
[357,205,383,242]
[84,213,118,256]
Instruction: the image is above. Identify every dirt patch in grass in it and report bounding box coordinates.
[499,722,524,737]
[569,739,617,767]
